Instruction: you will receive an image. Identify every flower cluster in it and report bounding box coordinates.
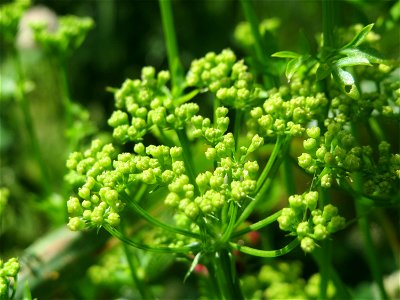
[297,123,400,195]
[247,89,328,138]
[30,15,94,57]
[277,191,345,253]
[0,257,20,299]
[110,66,199,143]
[187,49,261,110]
[66,137,198,230]
[0,0,30,44]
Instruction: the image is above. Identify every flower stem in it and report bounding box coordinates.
[322,0,335,48]
[121,224,155,300]
[176,129,199,194]
[208,249,244,300]
[231,210,281,238]
[159,0,184,96]
[12,49,52,197]
[230,238,299,257]
[122,192,201,239]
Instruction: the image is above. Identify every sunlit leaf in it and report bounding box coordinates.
[332,67,360,99]
[271,51,301,59]
[285,57,303,81]
[336,56,371,68]
[340,47,385,64]
[342,23,374,49]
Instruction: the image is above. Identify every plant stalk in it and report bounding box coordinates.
[159,0,184,96]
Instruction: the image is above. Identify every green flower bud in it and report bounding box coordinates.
[296,221,310,238]
[304,191,318,210]
[321,173,332,188]
[322,204,338,221]
[184,202,199,219]
[313,224,328,240]
[78,186,91,199]
[108,110,129,127]
[316,145,327,160]
[306,127,320,139]
[3,258,20,277]
[107,212,120,226]
[161,170,175,183]
[205,147,217,160]
[67,197,82,214]
[303,138,318,151]
[289,194,304,209]
[301,236,316,253]
[165,192,180,207]
[327,216,345,233]
[248,134,264,153]
[244,161,259,174]
[298,153,313,169]
[216,106,229,118]
[68,217,85,231]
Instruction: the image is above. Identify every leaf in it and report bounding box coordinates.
[184,252,202,282]
[342,23,374,49]
[335,56,371,68]
[285,57,303,82]
[315,63,331,81]
[340,46,385,64]
[332,67,360,99]
[271,51,301,59]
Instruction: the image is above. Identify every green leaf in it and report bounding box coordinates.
[285,57,303,81]
[336,56,371,68]
[342,23,374,49]
[340,47,385,64]
[316,63,331,81]
[184,252,202,282]
[271,51,301,59]
[332,67,360,99]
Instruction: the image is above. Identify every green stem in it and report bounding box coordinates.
[176,129,199,194]
[235,137,285,228]
[350,125,388,300]
[12,49,52,196]
[233,109,243,151]
[230,238,299,257]
[209,249,244,300]
[239,0,274,88]
[322,0,335,48]
[232,210,281,238]
[220,202,238,244]
[159,0,184,96]
[355,197,388,300]
[368,117,386,141]
[121,224,155,300]
[122,193,201,239]
[256,136,285,192]
[104,224,198,254]
[312,247,353,299]
[59,58,74,147]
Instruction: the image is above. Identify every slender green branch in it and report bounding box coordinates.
[122,193,201,239]
[230,238,299,257]
[235,137,286,228]
[312,247,353,299]
[220,202,238,244]
[322,0,335,48]
[104,224,197,254]
[233,109,243,151]
[368,118,386,141]
[121,224,155,300]
[256,135,285,192]
[12,49,52,196]
[239,0,267,65]
[239,0,275,88]
[232,210,281,238]
[159,0,184,95]
[176,129,199,194]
